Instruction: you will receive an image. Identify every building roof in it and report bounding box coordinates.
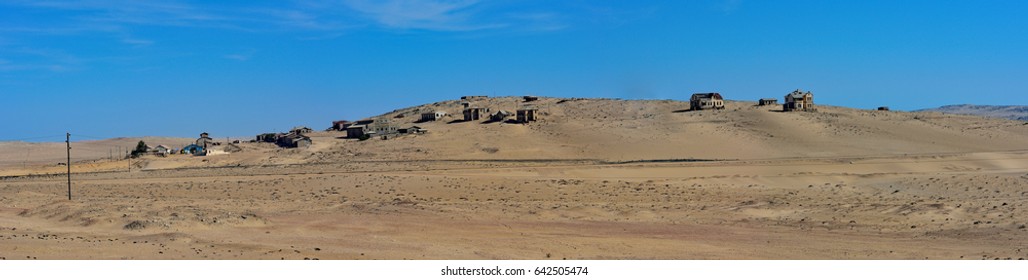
[786,90,812,99]
[691,93,723,100]
[348,124,367,129]
[760,98,777,101]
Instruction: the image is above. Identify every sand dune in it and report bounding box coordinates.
[1,97,1026,260]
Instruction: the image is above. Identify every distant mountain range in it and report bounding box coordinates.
[916,105,1028,121]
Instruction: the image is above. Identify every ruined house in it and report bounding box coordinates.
[276,133,311,148]
[490,110,512,122]
[196,132,215,148]
[368,119,398,135]
[461,95,487,100]
[516,108,538,123]
[346,124,368,139]
[348,119,397,138]
[181,144,205,156]
[153,145,172,156]
[256,133,281,143]
[398,126,427,134]
[783,89,815,112]
[523,96,539,102]
[331,120,352,131]
[223,143,243,153]
[464,107,485,121]
[759,98,778,106]
[420,111,447,122]
[878,106,890,111]
[690,93,725,110]
[290,126,313,134]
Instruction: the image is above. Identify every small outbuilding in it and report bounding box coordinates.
[523,96,539,102]
[878,106,890,111]
[490,110,513,122]
[759,98,778,106]
[153,145,172,156]
[398,126,427,134]
[420,111,447,122]
[690,93,725,110]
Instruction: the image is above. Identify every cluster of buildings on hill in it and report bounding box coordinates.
[458,95,540,123]
[255,126,313,148]
[137,132,242,158]
[325,95,541,141]
[689,89,817,112]
[242,90,879,153]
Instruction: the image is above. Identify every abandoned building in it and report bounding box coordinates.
[223,143,243,153]
[464,107,486,121]
[369,119,398,134]
[759,98,778,106]
[153,145,172,156]
[878,106,890,111]
[783,89,815,112]
[523,96,539,102]
[516,108,539,123]
[196,132,215,148]
[276,133,311,148]
[461,95,487,100]
[490,110,512,122]
[290,126,313,135]
[347,119,398,138]
[256,133,282,143]
[346,124,368,138]
[398,126,427,134]
[420,111,447,122]
[690,93,725,110]
[181,144,205,156]
[331,120,352,131]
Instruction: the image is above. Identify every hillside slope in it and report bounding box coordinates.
[307,97,1028,162]
[5,97,1028,174]
[916,104,1028,121]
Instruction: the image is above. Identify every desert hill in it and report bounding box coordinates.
[4,97,1028,175]
[309,96,1028,162]
[916,104,1028,121]
[0,137,193,168]
[3,97,1028,260]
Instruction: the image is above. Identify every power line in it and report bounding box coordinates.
[0,134,67,142]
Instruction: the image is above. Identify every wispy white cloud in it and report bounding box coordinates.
[225,49,257,61]
[120,37,153,46]
[341,0,502,31]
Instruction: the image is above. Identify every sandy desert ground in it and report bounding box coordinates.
[1,97,1027,260]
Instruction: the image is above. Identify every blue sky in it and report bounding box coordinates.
[2,0,1027,140]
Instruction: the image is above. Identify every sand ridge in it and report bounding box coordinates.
[1,97,1027,259]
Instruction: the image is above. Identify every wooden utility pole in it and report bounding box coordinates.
[66,132,71,200]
